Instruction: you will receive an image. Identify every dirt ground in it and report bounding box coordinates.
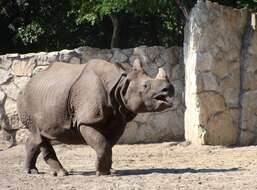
[1,142,257,190]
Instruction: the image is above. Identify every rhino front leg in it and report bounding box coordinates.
[24,135,41,174]
[80,125,112,176]
[40,137,68,176]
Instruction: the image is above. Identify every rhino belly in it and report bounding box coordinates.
[52,127,85,145]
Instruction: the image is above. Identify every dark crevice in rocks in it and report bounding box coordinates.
[239,127,257,134]
[237,13,255,145]
[196,90,221,95]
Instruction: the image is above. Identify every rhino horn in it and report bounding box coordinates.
[156,67,167,80]
[133,58,143,71]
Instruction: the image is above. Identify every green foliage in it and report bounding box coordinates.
[11,0,106,52]
[74,0,186,48]
[235,0,257,11]
[211,0,257,12]
[17,22,44,45]
[76,0,175,24]
[0,0,256,53]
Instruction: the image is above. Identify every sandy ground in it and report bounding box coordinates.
[1,142,257,190]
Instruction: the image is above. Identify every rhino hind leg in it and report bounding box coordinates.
[40,137,68,176]
[80,125,112,176]
[24,135,41,174]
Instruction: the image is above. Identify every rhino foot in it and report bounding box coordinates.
[96,171,111,176]
[96,169,118,176]
[26,168,39,174]
[110,168,118,176]
[52,168,68,177]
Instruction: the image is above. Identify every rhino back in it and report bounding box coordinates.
[85,59,125,93]
[18,63,85,135]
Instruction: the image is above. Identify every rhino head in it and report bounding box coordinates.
[119,59,175,114]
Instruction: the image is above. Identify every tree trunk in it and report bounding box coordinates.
[110,13,128,48]
[110,14,121,48]
[174,0,190,20]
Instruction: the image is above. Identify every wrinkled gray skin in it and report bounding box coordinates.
[17,59,174,176]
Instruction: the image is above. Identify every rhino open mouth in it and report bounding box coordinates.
[154,94,167,101]
[152,92,173,106]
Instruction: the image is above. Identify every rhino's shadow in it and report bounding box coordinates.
[118,167,239,176]
[69,167,239,176]
[69,171,96,176]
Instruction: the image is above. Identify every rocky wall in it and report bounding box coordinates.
[0,46,184,145]
[184,0,257,145]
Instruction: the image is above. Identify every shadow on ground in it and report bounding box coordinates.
[119,167,239,176]
[69,167,239,176]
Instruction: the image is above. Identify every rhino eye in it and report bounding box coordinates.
[143,81,150,89]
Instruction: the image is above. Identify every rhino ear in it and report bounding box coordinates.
[132,58,143,71]
[155,67,167,80]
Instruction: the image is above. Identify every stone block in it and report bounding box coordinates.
[47,51,59,63]
[69,57,81,64]
[4,98,17,115]
[111,51,128,63]
[11,60,36,76]
[0,90,6,104]
[0,56,13,70]
[206,110,238,145]
[36,52,48,65]
[0,69,12,85]
[1,83,19,100]
[13,77,30,90]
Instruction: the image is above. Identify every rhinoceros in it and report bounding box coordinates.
[17,58,174,176]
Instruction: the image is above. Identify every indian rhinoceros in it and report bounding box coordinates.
[17,58,174,176]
